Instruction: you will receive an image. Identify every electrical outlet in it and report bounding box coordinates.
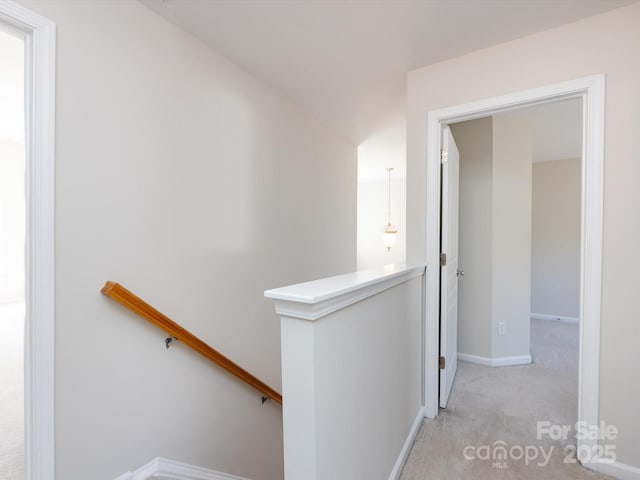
[498,322,506,336]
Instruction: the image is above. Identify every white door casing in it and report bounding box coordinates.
[423,74,604,468]
[0,1,56,478]
[439,126,459,408]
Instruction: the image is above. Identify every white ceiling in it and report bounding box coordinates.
[508,98,583,163]
[143,0,631,144]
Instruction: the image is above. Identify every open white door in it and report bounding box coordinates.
[439,125,460,408]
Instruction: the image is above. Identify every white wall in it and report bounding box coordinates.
[0,25,25,479]
[407,2,640,466]
[532,158,581,318]
[274,267,423,480]
[314,279,422,480]
[357,177,406,270]
[16,1,356,479]
[0,141,25,303]
[451,118,493,359]
[491,115,532,359]
[451,116,532,362]
[357,109,406,270]
[0,27,25,303]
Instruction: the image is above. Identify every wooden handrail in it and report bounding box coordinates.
[101,281,282,406]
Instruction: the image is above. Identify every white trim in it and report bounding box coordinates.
[388,406,425,480]
[458,353,532,367]
[531,313,580,324]
[577,74,605,466]
[586,457,640,480]
[422,75,604,467]
[0,2,56,479]
[265,263,425,321]
[115,457,254,480]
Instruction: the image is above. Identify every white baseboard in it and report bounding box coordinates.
[388,406,425,480]
[114,457,253,480]
[531,312,579,324]
[585,456,640,480]
[458,352,532,367]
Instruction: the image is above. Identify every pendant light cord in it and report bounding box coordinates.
[387,167,392,225]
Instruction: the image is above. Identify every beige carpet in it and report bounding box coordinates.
[400,319,611,480]
[0,302,25,480]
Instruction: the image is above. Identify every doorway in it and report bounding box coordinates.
[0,22,26,477]
[440,97,583,404]
[432,98,583,468]
[424,75,604,466]
[0,2,56,478]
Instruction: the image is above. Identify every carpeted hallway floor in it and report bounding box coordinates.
[400,318,611,479]
[0,302,25,480]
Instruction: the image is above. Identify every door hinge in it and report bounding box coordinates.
[440,253,447,266]
[439,356,446,369]
[441,149,448,163]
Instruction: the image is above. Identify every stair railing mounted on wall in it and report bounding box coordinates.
[101,281,282,406]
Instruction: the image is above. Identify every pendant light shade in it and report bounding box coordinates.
[383,223,398,251]
[383,167,398,251]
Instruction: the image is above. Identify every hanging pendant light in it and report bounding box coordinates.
[383,167,398,251]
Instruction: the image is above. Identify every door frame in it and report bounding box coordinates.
[423,74,605,464]
[0,1,56,478]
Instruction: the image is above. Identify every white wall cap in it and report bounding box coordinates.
[265,263,425,321]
